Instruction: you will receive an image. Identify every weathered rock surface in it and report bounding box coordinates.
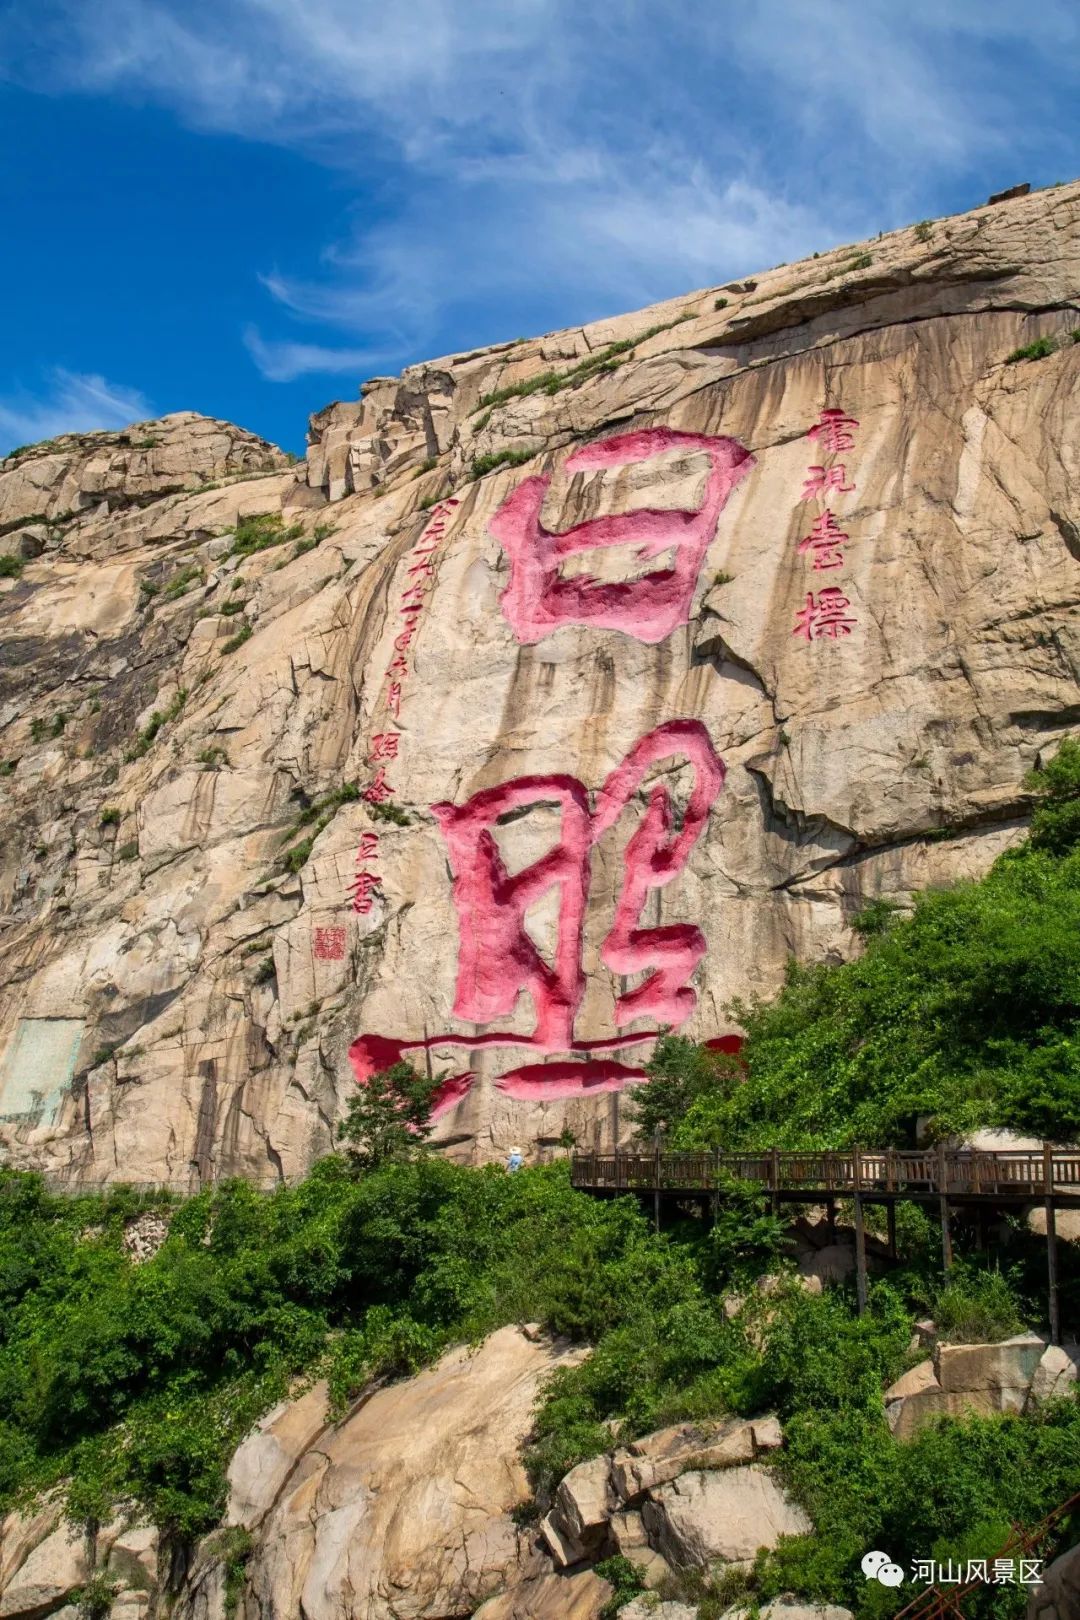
[243,1325,583,1620]
[1028,1541,1080,1620]
[883,1334,1076,1437]
[2,184,1080,1182]
[642,1465,811,1568]
[472,1566,613,1620]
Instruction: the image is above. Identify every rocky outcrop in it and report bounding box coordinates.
[641,1466,811,1569]
[884,1334,1078,1438]
[540,1413,789,1583]
[2,183,1080,1183]
[1028,1541,1080,1620]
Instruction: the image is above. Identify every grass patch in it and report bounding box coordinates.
[413,457,438,477]
[366,799,410,826]
[221,624,253,654]
[99,807,121,827]
[914,220,934,242]
[30,713,66,744]
[713,295,729,310]
[472,313,693,416]
[163,565,203,600]
[218,599,246,616]
[1006,336,1058,364]
[124,688,188,762]
[229,512,304,560]
[471,447,539,479]
[0,555,24,579]
[278,782,360,871]
[196,746,230,768]
[117,841,139,862]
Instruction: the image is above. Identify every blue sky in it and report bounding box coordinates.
[0,0,1077,456]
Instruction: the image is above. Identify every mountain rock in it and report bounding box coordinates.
[2,184,1080,1182]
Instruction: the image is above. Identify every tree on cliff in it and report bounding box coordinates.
[339,1062,440,1172]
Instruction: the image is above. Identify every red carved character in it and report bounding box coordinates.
[792,587,858,641]
[796,510,849,571]
[801,463,855,501]
[370,732,400,762]
[362,768,393,804]
[489,427,753,644]
[357,832,379,859]
[807,408,860,455]
[348,871,380,914]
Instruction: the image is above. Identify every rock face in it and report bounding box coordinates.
[641,1465,811,1568]
[883,1335,1077,1438]
[244,1326,583,1620]
[2,184,1080,1182]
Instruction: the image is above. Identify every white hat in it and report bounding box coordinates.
[510,1145,521,1154]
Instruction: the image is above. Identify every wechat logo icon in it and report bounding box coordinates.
[862,1551,905,1587]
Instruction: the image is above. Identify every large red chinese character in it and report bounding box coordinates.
[796,511,849,571]
[431,721,723,1049]
[807,408,860,454]
[591,721,724,1027]
[431,777,591,1050]
[370,732,400,761]
[792,587,858,641]
[489,427,753,645]
[348,871,380,914]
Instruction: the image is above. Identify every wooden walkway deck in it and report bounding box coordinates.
[570,1144,1079,1342]
[570,1145,1080,1204]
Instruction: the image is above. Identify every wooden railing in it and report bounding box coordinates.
[570,1146,1080,1201]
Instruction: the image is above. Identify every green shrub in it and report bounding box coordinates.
[472,313,692,415]
[0,761,14,778]
[125,689,187,761]
[229,513,304,559]
[914,220,934,242]
[163,565,203,599]
[99,807,121,827]
[221,624,253,654]
[0,555,23,579]
[471,447,539,479]
[219,599,246,616]
[714,295,729,310]
[413,457,437,477]
[929,1261,1025,1343]
[1006,336,1057,364]
[196,746,229,768]
[595,1554,645,1617]
[366,800,410,826]
[253,955,275,984]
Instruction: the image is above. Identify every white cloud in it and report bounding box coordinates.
[0,369,152,454]
[4,0,1077,383]
[242,325,390,382]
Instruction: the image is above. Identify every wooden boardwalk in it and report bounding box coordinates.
[570,1145,1080,1205]
[571,1144,1080,1342]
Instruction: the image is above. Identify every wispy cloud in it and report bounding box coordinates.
[242,326,388,383]
[4,0,1078,384]
[0,368,152,454]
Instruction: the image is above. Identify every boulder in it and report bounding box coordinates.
[0,1516,88,1618]
[245,1325,585,1620]
[934,1334,1046,1405]
[225,1379,330,1530]
[620,1602,699,1620]
[759,1600,855,1620]
[642,1465,812,1568]
[472,1567,613,1619]
[610,1418,764,1500]
[553,1453,615,1543]
[1028,1343,1080,1405]
[608,1509,671,1587]
[1027,1541,1080,1620]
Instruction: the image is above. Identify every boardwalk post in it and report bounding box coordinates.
[853,1145,868,1316]
[770,1145,781,1216]
[937,1140,953,1274]
[653,1129,662,1234]
[825,1150,836,1242]
[1044,1142,1061,1346]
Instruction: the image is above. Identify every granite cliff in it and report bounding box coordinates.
[2,182,1079,1186]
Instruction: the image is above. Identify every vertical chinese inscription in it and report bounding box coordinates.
[793,407,862,643]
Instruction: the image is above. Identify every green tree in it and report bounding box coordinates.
[338,1063,441,1172]
[628,1034,740,1140]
